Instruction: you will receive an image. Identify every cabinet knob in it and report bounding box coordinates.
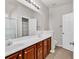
[25,51,27,54]
[19,54,22,57]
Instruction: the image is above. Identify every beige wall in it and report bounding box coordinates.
[49,3,73,46]
[5,0,49,37]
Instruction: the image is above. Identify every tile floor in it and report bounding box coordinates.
[46,46,73,59]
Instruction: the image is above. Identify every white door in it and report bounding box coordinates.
[29,18,37,35]
[62,12,74,51]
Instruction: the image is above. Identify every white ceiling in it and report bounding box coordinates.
[41,0,73,7]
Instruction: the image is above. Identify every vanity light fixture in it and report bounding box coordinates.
[17,0,40,13]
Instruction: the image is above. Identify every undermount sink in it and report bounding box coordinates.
[5,39,24,47]
[5,43,25,53]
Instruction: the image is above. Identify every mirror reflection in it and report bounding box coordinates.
[5,16,37,40]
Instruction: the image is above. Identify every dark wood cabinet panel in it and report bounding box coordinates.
[36,42,43,59]
[6,53,18,59]
[43,40,48,58]
[47,38,51,54]
[6,51,22,59]
[37,47,43,59]
[23,45,36,59]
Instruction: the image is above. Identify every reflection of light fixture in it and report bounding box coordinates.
[25,0,40,10]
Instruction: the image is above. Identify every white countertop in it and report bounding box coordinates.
[5,34,51,57]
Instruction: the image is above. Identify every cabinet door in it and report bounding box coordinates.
[36,42,43,59]
[6,51,22,59]
[43,40,48,58]
[47,38,51,54]
[18,51,22,59]
[24,45,36,59]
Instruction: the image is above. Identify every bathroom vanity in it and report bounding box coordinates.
[5,16,52,59]
[5,35,51,59]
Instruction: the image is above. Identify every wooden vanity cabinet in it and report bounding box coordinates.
[5,37,51,59]
[6,51,22,59]
[36,41,43,59]
[23,45,36,59]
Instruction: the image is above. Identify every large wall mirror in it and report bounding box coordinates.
[5,16,37,40]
